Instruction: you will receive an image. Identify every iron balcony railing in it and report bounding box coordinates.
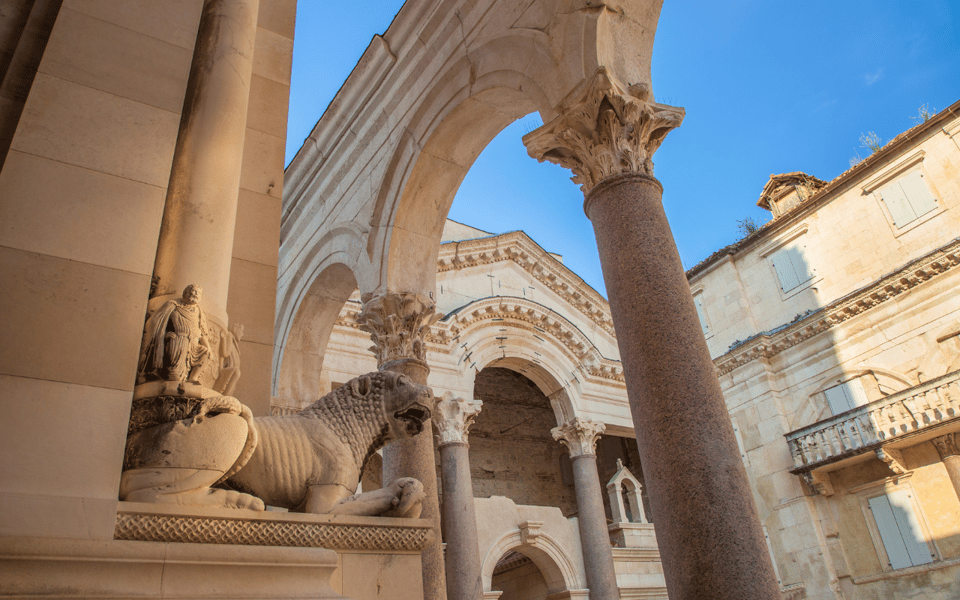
[786,369,960,471]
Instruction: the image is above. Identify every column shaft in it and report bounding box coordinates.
[152,0,259,322]
[381,358,447,600]
[942,455,960,500]
[585,173,779,600]
[571,454,619,600]
[439,442,483,600]
[932,434,960,501]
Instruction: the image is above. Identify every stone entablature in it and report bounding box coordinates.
[436,230,617,338]
[714,237,960,376]
[334,297,627,387]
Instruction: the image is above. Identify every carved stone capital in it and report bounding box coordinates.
[433,393,482,446]
[356,292,442,367]
[551,417,605,457]
[932,433,959,460]
[523,67,684,195]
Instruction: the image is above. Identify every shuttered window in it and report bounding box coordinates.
[693,293,710,337]
[868,490,934,570]
[878,171,938,228]
[771,245,814,292]
[824,378,870,415]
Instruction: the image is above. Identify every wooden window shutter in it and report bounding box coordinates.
[899,171,938,218]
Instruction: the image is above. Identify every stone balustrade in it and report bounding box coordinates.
[787,369,960,471]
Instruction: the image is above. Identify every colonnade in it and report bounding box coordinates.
[148,3,780,597]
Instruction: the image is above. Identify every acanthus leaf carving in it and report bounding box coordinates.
[356,292,442,366]
[524,67,684,195]
[551,417,605,458]
[433,393,483,446]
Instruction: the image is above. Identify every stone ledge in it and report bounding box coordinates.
[115,502,433,552]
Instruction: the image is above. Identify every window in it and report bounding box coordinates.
[867,489,935,570]
[824,378,869,415]
[693,292,711,337]
[770,245,814,293]
[877,171,938,229]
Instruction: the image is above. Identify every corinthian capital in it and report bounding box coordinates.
[552,417,605,458]
[523,67,684,194]
[356,292,442,367]
[932,433,959,460]
[433,393,483,446]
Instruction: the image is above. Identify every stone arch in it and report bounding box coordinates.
[482,528,583,595]
[789,366,915,430]
[273,259,360,404]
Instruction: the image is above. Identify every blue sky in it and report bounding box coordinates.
[286,1,960,297]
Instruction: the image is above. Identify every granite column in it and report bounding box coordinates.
[552,418,619,600]
[358,292,447,600]
[151,0,259,323]
[435,395,484,600]
[525,68,780,600]
[932,434,960,501]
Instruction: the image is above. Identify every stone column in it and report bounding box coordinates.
[151,0,260,323]
[932,433,960,500]
[434,394,484,600]
[357,292,446,600]
[526,68,780,600]
[551,418,619,600]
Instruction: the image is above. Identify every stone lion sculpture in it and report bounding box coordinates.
[224,371,433,516]
[122,371,433,517]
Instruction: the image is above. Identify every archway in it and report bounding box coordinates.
[482,527,582,596]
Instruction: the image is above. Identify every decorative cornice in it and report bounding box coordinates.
[523,67,684,195]
[433,394,482,446]
[356,292,442,366]
[336,297,627,386]
[715,237,960,376]
[552,417,605,457]
[437,230,617,337]
[114,512,432,551]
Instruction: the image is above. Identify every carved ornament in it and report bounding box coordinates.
[932,433,959,459]
[523,67,684,195]
[801,471,834,497]
[876,447,908,475]
[433,393,483,446]
[356,292,442,366]
[551,418,605,457]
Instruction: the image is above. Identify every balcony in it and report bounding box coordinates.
[785,369,960,493]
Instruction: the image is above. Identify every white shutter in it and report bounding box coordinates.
[787,245,814,282]
[869,494,914,569]
[771,249,801,292]
[879,182,917,228]
[693,294,710,336]
[844,378,870,408]
[825,385,855,415]
[899,171,938,218]
[887,489,934,567]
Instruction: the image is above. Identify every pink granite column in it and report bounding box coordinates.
[151,0,260,323]
[435,395,484,600]
[552,418,619,600]
[525,68,780,600]
[358,292,447,600]
[933,434,960,500]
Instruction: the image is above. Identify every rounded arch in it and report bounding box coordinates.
[273,260,359,404]
[482,528,582,594]
[788,366,915,430]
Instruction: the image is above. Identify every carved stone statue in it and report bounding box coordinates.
[213,322,243,396]
[224,371,434,516]
[137,284,213,384]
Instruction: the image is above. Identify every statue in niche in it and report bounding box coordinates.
[137,284,213,384]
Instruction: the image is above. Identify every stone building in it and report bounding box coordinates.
[0,1,799,599]
[687,103,960,600]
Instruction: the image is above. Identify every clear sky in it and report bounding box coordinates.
[286,1,960,297]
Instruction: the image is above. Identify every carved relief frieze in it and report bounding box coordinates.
[716,239,960,376]
[356,292,442,366]
[433,394,483,446]
[523,67,684,194]
[552,417,605,457]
